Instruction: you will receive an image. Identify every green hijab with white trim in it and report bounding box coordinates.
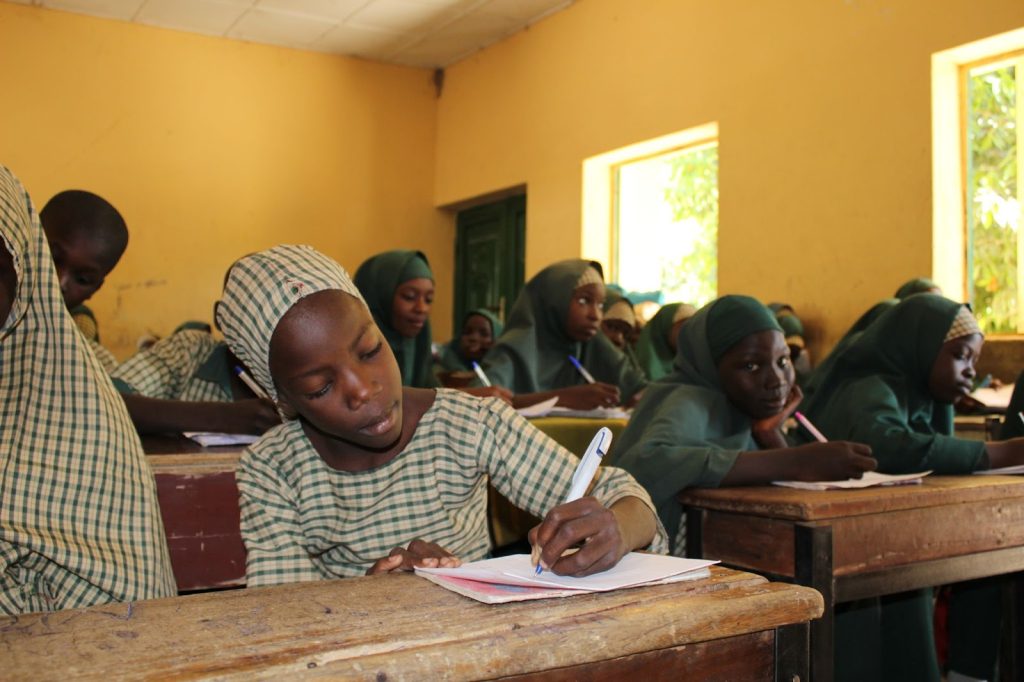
[801,295,985,474]
[610,295,783,553]
[481,259,646,396]
[354,250,436,389]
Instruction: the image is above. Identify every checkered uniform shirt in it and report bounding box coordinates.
[238,389,667,586]
[112,330,230,402]
[0,166,175,614]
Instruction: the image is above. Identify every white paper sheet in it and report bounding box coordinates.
[970,384,1014,410]
[546,406,631,420]
[183,432,260,447]
[773,470,932,491]
[515,396,560,418]
[416,552,717,592]
[975,464,1024,475]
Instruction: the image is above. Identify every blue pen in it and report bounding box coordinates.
[568,355,597,384]
[471,361,492,387]
[234,366,270,400]
[533,427,612,574]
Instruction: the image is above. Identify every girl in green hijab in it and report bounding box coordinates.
[804,298,898,398]
[894,277,942,299]
[435,308,503,378]
[801,294,1024,682]
[610,295,875,553]
[354,250,436,389]
[480,259,647,409]
[600,289,643,375]
[635,302,696,381]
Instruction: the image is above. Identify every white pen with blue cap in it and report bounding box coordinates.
[471,360,492,387]
[568,354,597,384]
[532,426,612,575]
[234,366,270,401]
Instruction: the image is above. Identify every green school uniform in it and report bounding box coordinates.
[801,295,994,682]
[480,259,646,397]
[354,250,437,389]
[635,303,684,381]
[804,298,898,398]
[0,166,175,614]
[435,308,504,374]
[609,296,782,554]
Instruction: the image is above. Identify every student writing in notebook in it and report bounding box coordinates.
[215,245,665,586]
[801,294,1024,682]
[609,295,875,555]
[434,308,502,382]
[0,166,175,613]
[39,189,128,372]
[480,259,647,409]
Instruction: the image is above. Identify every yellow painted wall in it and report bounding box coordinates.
[435,0,1024,356]
[0,3,451,359]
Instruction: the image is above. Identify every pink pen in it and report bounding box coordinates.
[795,411,828,443]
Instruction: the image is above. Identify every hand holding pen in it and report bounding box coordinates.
[529,428,628,577]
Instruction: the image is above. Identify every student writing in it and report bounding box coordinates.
[215,245,665,586]
[481,259,647,409]
[609,295,875,554]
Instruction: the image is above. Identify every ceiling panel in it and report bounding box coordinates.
[7,0,575,68]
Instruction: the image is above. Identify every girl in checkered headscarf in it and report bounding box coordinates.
[0,166,175,614]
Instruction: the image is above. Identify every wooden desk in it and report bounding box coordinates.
[144,435,246,592]
[681,476,1024,682]
[2,567,821,680]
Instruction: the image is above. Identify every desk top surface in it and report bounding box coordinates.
[679,475,1024,521]
[3,567,820,681]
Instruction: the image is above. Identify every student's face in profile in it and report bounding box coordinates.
[391,277,434,338]
[45,228,112,309]
[0,239,16,326]
[459,313,494,361]
[928,333,982,403]
[565,283,604,342]
[717,329,795,419]
[270,290,404,450]
[601,318,633,350]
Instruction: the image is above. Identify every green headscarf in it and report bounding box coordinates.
[804,299,897,397]
[635,302,684,381]
[610,295,782,553]
[480,259,646,396]
[895,277,940,300]
[353,250,436,389]
[801,294,985,473]
[435,308,504,373]
[602,289,643,375]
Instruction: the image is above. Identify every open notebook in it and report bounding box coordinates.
[415,553,717,604]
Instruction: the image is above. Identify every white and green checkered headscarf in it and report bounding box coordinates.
[216,244,367,401]
[0,166,175,614]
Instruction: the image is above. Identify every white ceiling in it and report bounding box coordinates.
[4,0,574,68]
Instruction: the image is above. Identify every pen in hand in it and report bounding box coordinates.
[235,366,271,401]
[471,361,492,387]
[568,355,597,384]
[795,411,828,443]
[533,427,612,575]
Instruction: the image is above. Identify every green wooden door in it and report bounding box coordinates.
[453,195,525,336]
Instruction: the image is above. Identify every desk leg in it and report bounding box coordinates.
[795,523,834,682]
[775,622,810,682]
[685,506,704,558]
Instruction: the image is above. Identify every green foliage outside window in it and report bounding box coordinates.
[663,146,719,306]
[967,63,1019,333]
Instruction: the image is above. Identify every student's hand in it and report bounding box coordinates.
[215,399,282,435]
[528,497,626,577]
[751,384,803,437]
[557,383,621,410]
[984,438,1024,470]
[365,539,462,575]
[459,385,514,405]
[789,441,877,481]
